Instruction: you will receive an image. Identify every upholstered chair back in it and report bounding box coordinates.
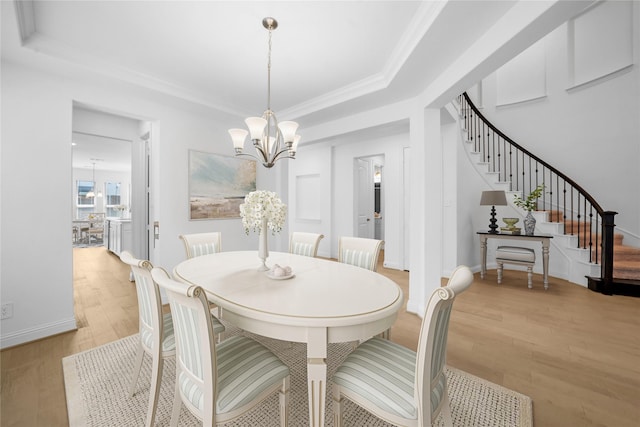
[151,267,216,420]
[120,251,165,354]
[338,236,384,271]
[332,265,473,427]
[179,232,222,259]
[151,267,291,426]
[415,265,473,423]
[289,232,324,257]
[119,251,176,427]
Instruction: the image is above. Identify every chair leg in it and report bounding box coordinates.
[527,266,533,289]
[279,376,290,427]
[439,392,453,427]
[170,380,182,427]
[129,343,145,397]
[333,386,343,427]
[497,262,503,284]
[145,355,164,427]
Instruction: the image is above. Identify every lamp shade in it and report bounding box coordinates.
[278,121,298,144]
[480,190,507,206]
[245,117,267,140]
[228,128,248,150]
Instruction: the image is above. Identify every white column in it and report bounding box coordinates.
[408,107,443,316]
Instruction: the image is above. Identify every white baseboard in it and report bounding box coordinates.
[0,317,77,349]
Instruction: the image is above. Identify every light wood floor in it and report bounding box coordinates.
[1,247,639,426]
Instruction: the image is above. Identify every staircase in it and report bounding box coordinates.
[547,210,640,280]
[455,93,640,296]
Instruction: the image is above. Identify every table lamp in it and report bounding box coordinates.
[480,190,507,234]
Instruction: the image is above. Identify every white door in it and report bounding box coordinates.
[356,158,374,238]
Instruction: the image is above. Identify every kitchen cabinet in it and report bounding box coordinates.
[106,218,132,256]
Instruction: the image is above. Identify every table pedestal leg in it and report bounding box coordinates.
[307,358,327,427]
[307,328,327,427]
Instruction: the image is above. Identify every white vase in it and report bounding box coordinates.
[257,218,269,271]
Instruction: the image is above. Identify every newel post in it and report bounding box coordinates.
[600,211,617,295]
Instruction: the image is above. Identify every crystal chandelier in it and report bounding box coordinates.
[228,17,300,168]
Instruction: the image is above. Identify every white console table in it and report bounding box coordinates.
[477,231,553,288]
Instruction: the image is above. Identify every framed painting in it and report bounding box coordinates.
[188,150,256,220]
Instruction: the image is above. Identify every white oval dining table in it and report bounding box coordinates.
[173,250,403,427]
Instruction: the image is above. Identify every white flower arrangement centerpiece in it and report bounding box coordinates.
[240,190,287,270]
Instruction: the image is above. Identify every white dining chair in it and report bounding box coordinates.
[120,251,225,427]
[150,267,290,427]
[179,231,226,320]
[119,250,175,427]
[179,232,222,259]
[338,236,384,271]
[332,265,474,427]
[289,231,324,257]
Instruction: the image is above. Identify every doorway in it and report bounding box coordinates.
[355,155,385,241]
[71,105,149,261]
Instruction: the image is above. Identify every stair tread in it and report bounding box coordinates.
[614,259,640,267]
[612,246,640,254]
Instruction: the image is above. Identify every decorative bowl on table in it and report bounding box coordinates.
[267,264,295,280]
[502,217,519,230]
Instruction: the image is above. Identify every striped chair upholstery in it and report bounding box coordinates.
[332,265,474,427]
[151,267,290,427]
[338,236,384,271]
[120,251,176,427]
[289,232,324,257]
[179,232,222,259]
[120,251,225,427]
[178,232,225,321]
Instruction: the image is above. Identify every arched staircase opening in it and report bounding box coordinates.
[456,92,639,297]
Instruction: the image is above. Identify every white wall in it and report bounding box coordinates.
[331,131,407,270]
[287,143,333,258]
[1,64,76,348]
[0,61,256,348]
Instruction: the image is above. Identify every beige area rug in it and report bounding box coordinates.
[63,323,532,427]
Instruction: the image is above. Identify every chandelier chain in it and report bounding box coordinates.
[267,27,272,111]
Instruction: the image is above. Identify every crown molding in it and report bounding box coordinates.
[381,0,447,85]
[279,1,447,120]
[19,31,248,118]
[10,0,447,122]
[14,0,36,44]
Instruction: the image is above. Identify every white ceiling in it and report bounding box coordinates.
[71,129,133,173]
[1,1,595,171]
[3,1,520,121]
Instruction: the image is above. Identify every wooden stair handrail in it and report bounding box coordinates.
[461,93,605,214]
